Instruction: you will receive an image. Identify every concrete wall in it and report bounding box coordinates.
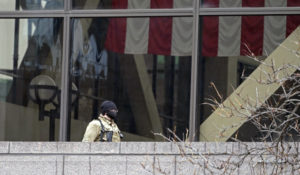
[0,142,298,175]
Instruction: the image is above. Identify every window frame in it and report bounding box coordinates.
[0,0,300,141]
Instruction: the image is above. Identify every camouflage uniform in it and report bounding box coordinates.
[82,114,121,142]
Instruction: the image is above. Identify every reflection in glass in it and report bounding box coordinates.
[201,0,300,8]
[0,18,63,141]
[0,0,63,11]
[199,16,300,120]
[69,17,192,141]
[72,0,193,10]
[201,15,300,57]
[198,14,300,140]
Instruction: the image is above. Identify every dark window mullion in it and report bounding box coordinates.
[59,15,71,141]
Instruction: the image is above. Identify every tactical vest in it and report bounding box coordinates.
[97,118,122,142]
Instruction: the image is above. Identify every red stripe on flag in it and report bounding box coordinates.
[151,0,173,8]
[287,0,300,36]
[148,0,173,55]
[111,0,128,8]
[148,17,173,55]
[287,0,300,6]
[104,0,128,53]
[242,0,264,7]
[240,0,264,56]
[202,0,219,57]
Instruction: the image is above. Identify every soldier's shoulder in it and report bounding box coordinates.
[89,119,101,126]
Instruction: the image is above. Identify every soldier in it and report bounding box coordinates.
[82,100,122,142]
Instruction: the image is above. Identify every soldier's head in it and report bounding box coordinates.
[100,100,118,120]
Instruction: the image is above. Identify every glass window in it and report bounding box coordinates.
[197,14,300,141]
[201,15,300,57]
[68,17,192,141]
[72,0,193,10]
[0,18,63,141]
[201,0,300,8]
[0,0,64,11]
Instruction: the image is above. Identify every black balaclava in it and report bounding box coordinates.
[100,100,118,120]
[106,110,117,119]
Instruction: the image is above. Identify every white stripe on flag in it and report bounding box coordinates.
[173,0,193,8]
[171,17,193,56]
[263,0,287,55]
[128,0,150,9]
[265,0,287,7]
[125,17,150,54]
[219,0,241,8]
[218,0,241,56]
[171,0,193,56]
[125,0,150,54]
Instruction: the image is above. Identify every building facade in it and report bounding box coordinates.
[0,0,299,141]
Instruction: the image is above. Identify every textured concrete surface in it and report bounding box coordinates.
[120,142,155,154]
[0,155,61,175]
[91,155,126,175]
[0,142,299,174]
[172,142,205,154]
[154,142,172,154]
[10,142,57,153]
[126,156,154,175]
[154,156,175,175]
[64,156,90,175]
[176,156,205,175]
[57,142,90,154]
[91,142,120,154]
[0,142,8,153]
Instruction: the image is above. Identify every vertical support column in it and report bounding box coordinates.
[188,0,200,141]
[164,56,175,129]
[196,0,206,141]
[65,0,71,11]
[12,0,20,103]
[59,0,71,141]
[152,55,157,99]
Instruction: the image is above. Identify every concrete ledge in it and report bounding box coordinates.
[1,142,298,155]
[154,142,172,154]
[0,155,62,175]
[205,142,233,154]
[172,142,205,154]
[0,142,299,175]
[57,142,90,154]
[120,142,155,154]
[10,142,58,154]
[0,142,9,153]
[91,142,120,154]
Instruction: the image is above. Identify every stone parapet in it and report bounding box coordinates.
[0,142,298,174]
